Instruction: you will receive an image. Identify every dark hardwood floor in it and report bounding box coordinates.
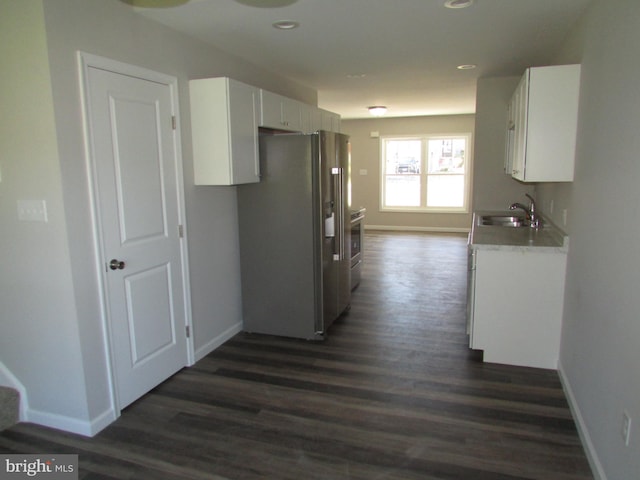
[0,232,593,479]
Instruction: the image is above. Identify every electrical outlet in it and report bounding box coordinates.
[17,199,48,222]
[562,209,568,226]
[549,199,554,214]
[622,411,632,446]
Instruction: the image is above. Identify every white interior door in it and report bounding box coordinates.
[82,57,190,409]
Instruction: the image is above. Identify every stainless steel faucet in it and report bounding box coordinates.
[510,193,540,228]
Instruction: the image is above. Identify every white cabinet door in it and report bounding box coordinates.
[504,100,515,175]
[190,77,260,185]
[260,89,302,131]
[510,74,528,180]
[281,97,302,131]
[470,248,566,369]
[310,107,323,133]
[299,102,313,134]
[259,89,283,129]
[509,65,580,182]
[320,108,341,133]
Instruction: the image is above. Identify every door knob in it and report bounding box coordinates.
[109,259,125,270]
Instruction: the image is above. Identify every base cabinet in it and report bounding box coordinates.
[468,247,567,369]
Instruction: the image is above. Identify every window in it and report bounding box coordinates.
[380,134,471,212]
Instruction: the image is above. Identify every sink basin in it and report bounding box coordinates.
[477,214,527,227]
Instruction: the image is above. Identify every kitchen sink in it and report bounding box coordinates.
[477,214,527,227]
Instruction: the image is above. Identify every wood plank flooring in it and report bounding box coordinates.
[0,232,593,479]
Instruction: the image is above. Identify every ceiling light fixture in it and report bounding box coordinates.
[235,0,298,7]
[368,106,387,116]
[120,0,190,7]
[272,20,300,30]
[444,0,474,9]
[456,64,477,70]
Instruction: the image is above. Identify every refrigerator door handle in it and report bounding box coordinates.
[332,167,345,261]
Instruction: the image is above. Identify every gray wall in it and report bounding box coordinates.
[540,1,640,478]
[342,115,475,231]
[0,0,315,434]
[0,0,90,426]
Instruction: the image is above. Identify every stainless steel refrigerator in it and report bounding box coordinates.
[237,131,351,340]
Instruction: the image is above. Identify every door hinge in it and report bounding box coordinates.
[171,115,177,130]
[178,224,184,238]
[185,325,190,338]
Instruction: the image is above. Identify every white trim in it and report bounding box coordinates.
[0,362,28,422]
[77,51,193,420]
[558,362,606,480]
[366,224,470,234]
[77,50,119,423]
[25,407,116,438]
[194,322,243,362]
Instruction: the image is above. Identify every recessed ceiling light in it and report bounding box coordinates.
[457,64,477,70]
[272,20,299,30]
[444,0,474,9]
[346,73,367,79]
[368,106,387,116]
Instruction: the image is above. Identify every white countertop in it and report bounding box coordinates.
[469,211,568,252]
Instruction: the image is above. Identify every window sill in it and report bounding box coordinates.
[380,207,470,214]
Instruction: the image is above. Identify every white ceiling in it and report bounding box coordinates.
[129,0,592,119]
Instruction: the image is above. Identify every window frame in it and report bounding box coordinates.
[379,133,472,214]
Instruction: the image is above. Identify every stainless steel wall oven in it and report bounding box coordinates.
[350,208,365,290]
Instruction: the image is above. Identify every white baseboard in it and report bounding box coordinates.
[558,362,607,480]
[26,406,117,438]
[194,321,243,362]
[366,224,470,234]
[0,361,28,422]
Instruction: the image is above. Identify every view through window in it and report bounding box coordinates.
[381,134,471,212]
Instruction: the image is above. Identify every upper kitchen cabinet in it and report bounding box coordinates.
[260,89,302,131]
[189,77,260,185]
[320,108,341,133]
[307,107,341,134]
[507,64,581,182]
[261,90,342,133]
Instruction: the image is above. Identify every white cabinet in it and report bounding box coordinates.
[260,90,341,133]
[310,108,323,133]
[507,64,581,182]
[189,77,342,185]
[320,108,341,133]
[189,77,260,185]
[298,103,312,134]
[259,89,302,131]
[468,247,567,369]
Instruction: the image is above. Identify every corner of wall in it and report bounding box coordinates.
[0,362,28,422]
[557,361,607,480]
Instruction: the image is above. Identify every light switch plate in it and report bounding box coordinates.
[17,199,48,222]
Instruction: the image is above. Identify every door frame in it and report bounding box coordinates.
[77,51,194,418]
